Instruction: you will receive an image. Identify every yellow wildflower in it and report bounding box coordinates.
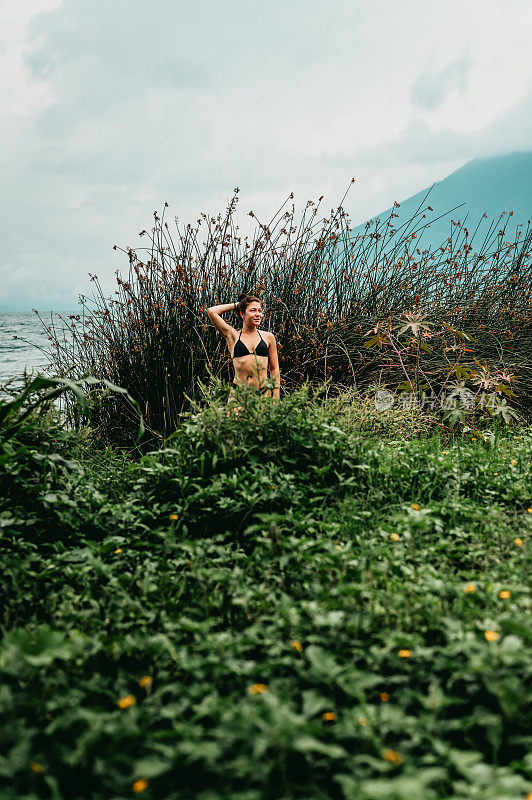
[169,513,179,520]
[30,761,44,773]
[511,459,517,465]
[249,683,267,695]
[514,538,524,547]
[484,630,499,642]
[380,692,390,702]
[382,748,402,764]
[527,508,532,513]
[442,450,449,454]
[118,694,136,709]
[471,437,477,441]
[322,711,336,721]
[410,503,421,510]
[390,533,400,542]
[398,649,411,658]
[290,640,303,652]
[493,472,498,476]
[465,583,475,594]
[357,715,368,727]
[132,779,149,793]
[114,548,122,554]
[139,675,153,688]
[498,590,511,599]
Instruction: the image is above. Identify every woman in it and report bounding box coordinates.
[206,294,280,401]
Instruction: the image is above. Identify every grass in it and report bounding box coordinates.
[1,380,531,799]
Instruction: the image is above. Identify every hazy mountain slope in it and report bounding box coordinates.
[352,151,532,253]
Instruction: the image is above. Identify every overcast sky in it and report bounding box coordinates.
[2,0,532,310]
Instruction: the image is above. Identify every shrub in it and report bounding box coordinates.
[1,385,531,799]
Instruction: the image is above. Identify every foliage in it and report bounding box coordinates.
[362,308,524,428]
[37,187,532,443]
[0,374,144,442]
[1,381,531,799]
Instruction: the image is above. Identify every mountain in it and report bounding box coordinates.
[352,151,532,254]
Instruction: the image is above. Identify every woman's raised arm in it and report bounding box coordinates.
[206,302,237,338]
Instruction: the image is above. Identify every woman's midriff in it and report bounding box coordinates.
[231,356,270,396]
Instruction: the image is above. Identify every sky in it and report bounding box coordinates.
[1,0,532,310]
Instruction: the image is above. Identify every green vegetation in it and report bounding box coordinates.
[38,189,532,442]
[1,379,531,800]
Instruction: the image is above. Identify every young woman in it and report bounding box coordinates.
[206,293,280,401]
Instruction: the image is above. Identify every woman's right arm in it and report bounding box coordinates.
[206,302,237,338]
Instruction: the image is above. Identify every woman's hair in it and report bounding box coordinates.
[236,293,261,317]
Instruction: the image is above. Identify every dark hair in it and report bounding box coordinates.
[236,293,261,317]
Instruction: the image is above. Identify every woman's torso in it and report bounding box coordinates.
[231,328,269,390]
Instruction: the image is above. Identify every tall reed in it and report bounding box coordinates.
[39,185,532,443]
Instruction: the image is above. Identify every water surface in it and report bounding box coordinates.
[0,311,77,391]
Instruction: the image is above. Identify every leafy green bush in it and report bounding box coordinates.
[0,375,143,550]
[1,382,531,799]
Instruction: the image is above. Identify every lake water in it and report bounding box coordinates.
[0,311,77,392]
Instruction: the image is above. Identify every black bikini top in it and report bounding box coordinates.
[233,329,269,359]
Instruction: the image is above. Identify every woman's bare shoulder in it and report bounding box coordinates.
[262,330,276,342]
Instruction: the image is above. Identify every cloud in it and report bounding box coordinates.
[412,52,472,111]
[1,0,532,309]
[0,0,60,147]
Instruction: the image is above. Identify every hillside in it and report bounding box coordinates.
[353,151,532,253]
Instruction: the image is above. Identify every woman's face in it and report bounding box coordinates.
[242,302,263,326]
